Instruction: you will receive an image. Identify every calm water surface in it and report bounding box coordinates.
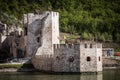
[0,69,120,80]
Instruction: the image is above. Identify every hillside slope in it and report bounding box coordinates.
[0,0,120,42]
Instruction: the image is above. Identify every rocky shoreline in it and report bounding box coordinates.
[0,57,120,72]
[103,57,120,69]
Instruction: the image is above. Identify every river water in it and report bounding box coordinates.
[0,69,120,80]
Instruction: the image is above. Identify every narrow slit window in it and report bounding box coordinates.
[85,44,87,48]
[90,44,92,48]
[37,37,40,43]
[24,27,27,35]
[99,56,100,61]
[16,43,19,46]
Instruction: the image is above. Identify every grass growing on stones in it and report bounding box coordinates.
[0,63,34,69]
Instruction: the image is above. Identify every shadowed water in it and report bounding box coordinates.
[0,69,120,80]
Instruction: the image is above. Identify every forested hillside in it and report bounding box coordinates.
[0,0,120,42]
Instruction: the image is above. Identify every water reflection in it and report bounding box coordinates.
[1,69,120,80]
[80,74,102,80]
[103,69,120,80]
[0,72,103,80]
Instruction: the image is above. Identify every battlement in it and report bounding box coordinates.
[52,12,59,17]
[35,54,53,59]
[54,44,80,49]
[54,43,102,49]
[80,42,102,49]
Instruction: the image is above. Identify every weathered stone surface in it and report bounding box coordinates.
[32,43,102,73]
[26,11,103,73]
[80,43,102,72]
[23,11,59,57]
[53,44,80,72]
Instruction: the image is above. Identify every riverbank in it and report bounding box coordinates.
[103,57,120,69]
[0,63,36,72]
[0,68,37,72]
[0,57,120,72]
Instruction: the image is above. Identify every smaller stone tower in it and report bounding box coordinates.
[80,42,102,73]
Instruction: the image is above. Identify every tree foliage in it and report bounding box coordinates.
[0,0,120,42]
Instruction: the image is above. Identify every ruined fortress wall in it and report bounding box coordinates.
[80,43,102,72]
[32,43,102,72]
[32,54,53,71]
[30,11,102,73]
[32,44,80,72]
[53,44,80,72]
[35,12,53,56]
[31,11,59,71]
[24,11,59,56]
[36,12,59,56]
[24,13,42,56]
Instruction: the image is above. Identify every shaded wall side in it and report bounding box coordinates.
[32,12,53,71]
[96,44,102,71]
[35,12,53,56]
[53,44,80,72]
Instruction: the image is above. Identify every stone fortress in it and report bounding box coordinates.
[23,11,102,73]
[0,11,102,73]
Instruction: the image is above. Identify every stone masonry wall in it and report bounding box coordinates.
[32,43,102,73]
[80,43,102,72]
[53,44,80,72]
[32,54,53,71]
[30,11,102,73]
[31,11,59,71]
[24,11,59,57]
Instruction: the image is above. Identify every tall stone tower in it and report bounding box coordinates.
[23,11,59,57]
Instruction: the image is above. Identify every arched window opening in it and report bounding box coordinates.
[85,44,87,48]
[87,56,91,61]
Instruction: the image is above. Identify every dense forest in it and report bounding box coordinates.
[0,0,120,42]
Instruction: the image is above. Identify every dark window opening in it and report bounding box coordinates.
[56,56,60,61]
[37,37,40,43]
[16,43,19,46]
[68,56,74,62]
[90,44,92,48]
[17,49,24,58]
[99,56,100,61]
[24,27,27,35]
[85,44,87,48]
[47,13,49,16]
[87,56,91,61]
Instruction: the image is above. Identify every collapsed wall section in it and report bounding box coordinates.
[31,11,59,71]
[24,11,59,57]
